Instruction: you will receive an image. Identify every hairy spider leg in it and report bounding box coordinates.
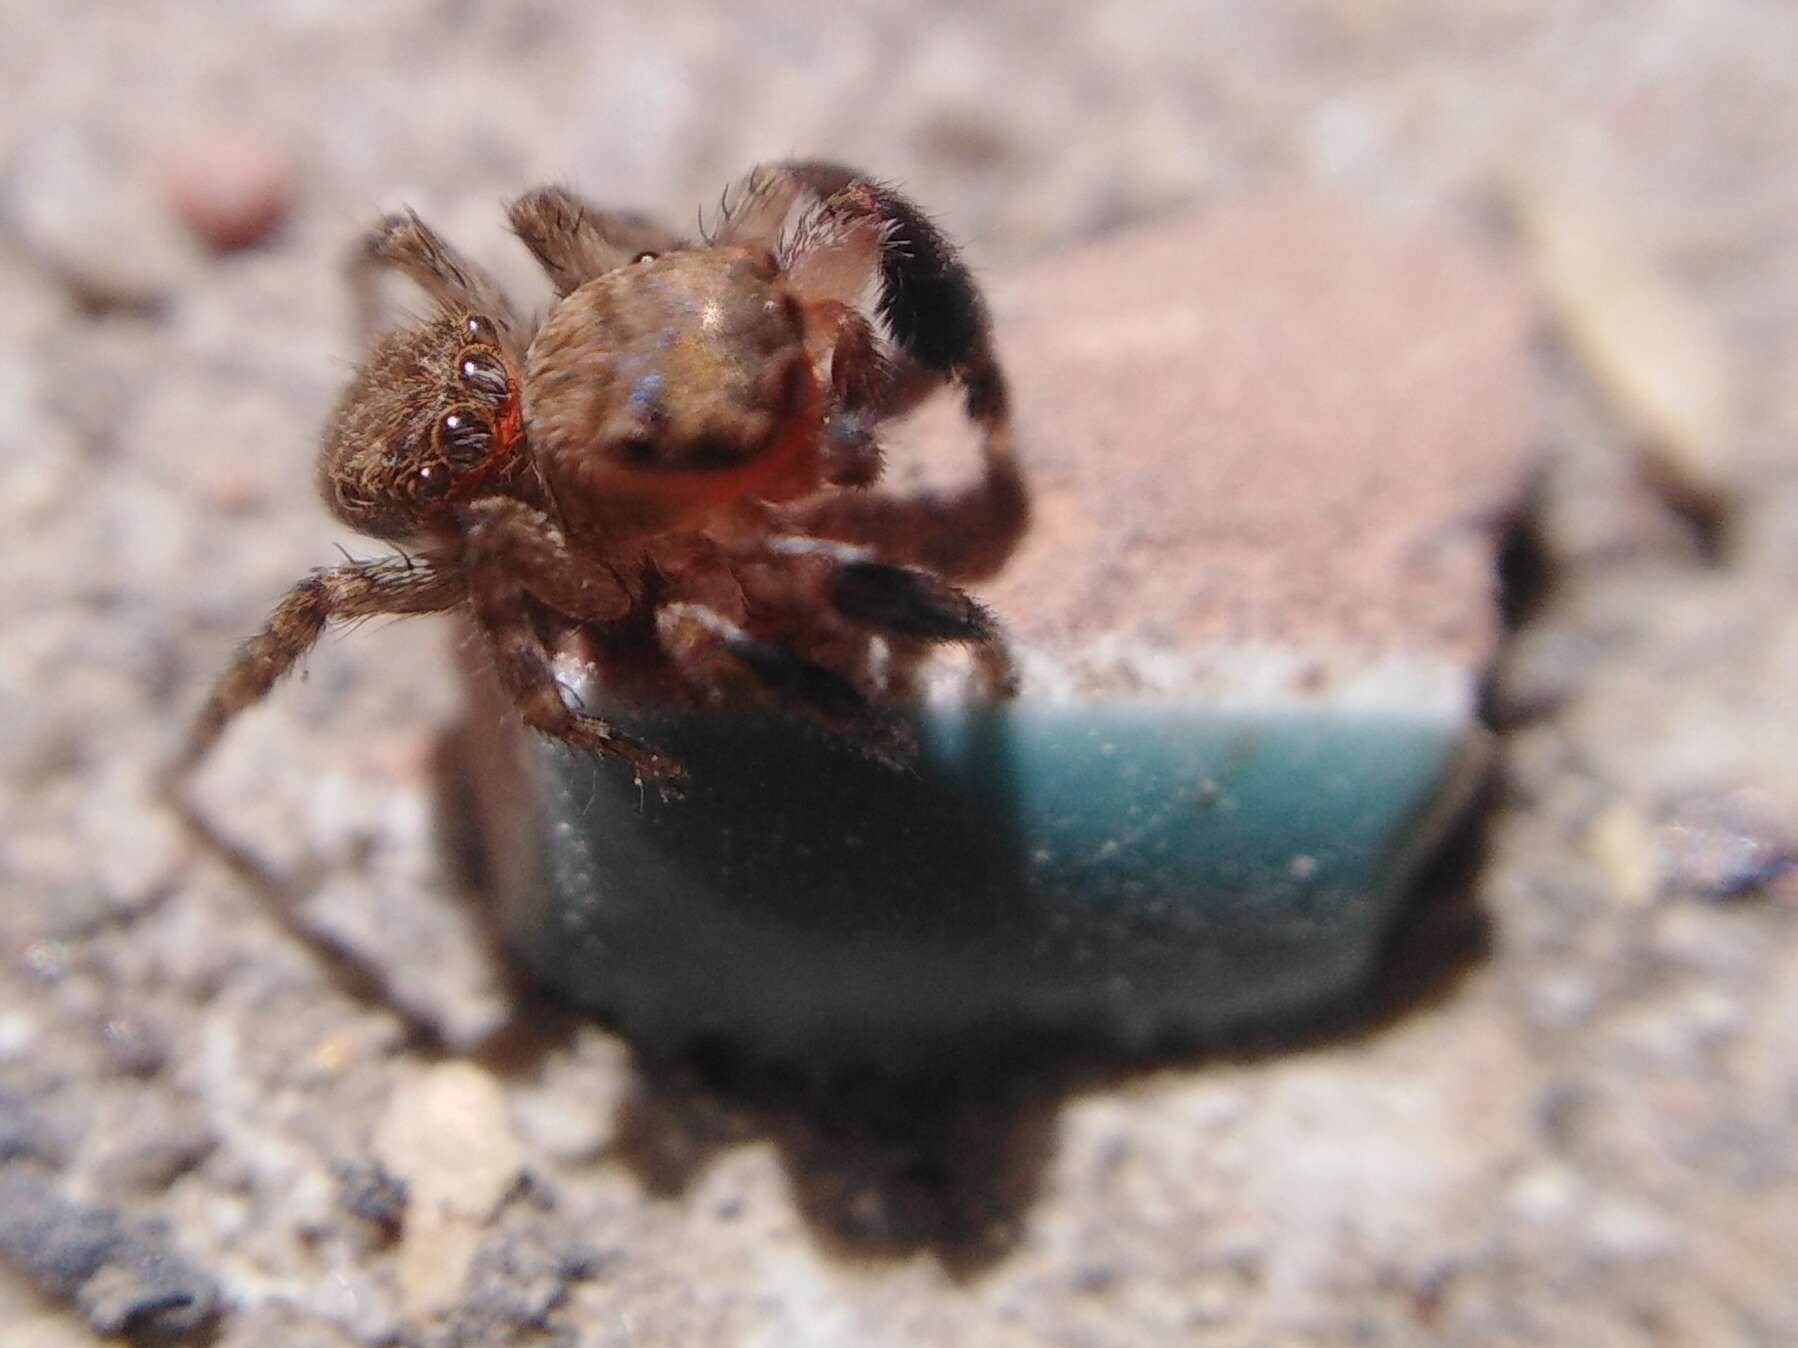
[719,161,1028,582]
[455,497,682,787]
[508,186,685,297]
[350,209,526,360]
[163,556,464,796]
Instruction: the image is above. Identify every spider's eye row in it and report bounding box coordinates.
[462,314,500,346]
[436,405,494,470]
[457,348,511,407]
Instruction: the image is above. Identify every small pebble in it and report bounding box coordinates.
[0,1013,37,1062]
[99,1011,168,1079]
[91,1093,215,1193]
[0,1170,219,1339]
[1656,789,1798,902]
[338,1161,407,1235]
[1584,801,1659,906]
[1512,165,1739,509]
[374,1062,522,1219]
[0,1086,65,1167]
[374,1061,523,1320]
[162,131,292,253]
[452,1213,601,1339]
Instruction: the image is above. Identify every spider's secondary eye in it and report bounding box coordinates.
[633,251,658,265]
[411,461,451,500]
[436,406,494,470]
[463,314,500,346]
[457,349,511,406]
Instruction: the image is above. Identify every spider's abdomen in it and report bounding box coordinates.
[524,248,820,537]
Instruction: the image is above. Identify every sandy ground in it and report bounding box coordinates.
[3,2,1797,1344]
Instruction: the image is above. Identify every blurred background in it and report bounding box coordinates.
[3,2,1797,1344]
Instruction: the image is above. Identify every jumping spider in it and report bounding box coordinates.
[167,161,1027,799]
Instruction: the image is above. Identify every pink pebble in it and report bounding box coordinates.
[163,132,292,253]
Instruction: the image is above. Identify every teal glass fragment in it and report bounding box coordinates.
[493,699,1481,1063]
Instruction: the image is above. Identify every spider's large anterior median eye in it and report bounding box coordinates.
[457,348,511,407]
[435,405,494,470]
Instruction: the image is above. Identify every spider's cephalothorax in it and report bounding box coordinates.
[168,161,1027,798]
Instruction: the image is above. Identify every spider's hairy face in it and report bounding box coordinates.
[319,313,524,541]
[522,247,821,537]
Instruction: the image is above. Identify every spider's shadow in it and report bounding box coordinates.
[611,1047,1061,1277]
[455,758,1492,1279]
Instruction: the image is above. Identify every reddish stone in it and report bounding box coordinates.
[901,189,1537,708]
[162,131,293,253]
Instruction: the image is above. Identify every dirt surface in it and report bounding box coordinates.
[3,3,1797,1345]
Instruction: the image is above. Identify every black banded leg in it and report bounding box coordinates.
[723,161,1028,582]
[657,602,915,768]
[740,161,1016,439]
[805,167,1019,498]
[827,561,1017,698]
[829,561,995,642]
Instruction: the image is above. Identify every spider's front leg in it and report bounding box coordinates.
[163,556,465,800]
[507,185,684,297]
[160,557,472,1025]
[456,498,684,788]
[350,209,525,358]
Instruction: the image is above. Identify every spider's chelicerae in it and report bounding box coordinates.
[167,161,1027,797]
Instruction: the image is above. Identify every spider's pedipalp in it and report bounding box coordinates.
[508,185,683,298]
[455,497,635,624]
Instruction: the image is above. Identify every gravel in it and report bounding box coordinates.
[3,2,1796,1344]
